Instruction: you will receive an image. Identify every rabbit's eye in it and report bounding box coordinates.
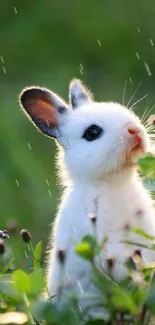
[83,125,103,141]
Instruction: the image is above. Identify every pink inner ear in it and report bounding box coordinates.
[27,97,58,127]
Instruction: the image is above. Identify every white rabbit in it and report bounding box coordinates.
[19,79,155,309]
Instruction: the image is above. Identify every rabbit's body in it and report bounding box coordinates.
[19,79,155,307]
[48,168,155,297]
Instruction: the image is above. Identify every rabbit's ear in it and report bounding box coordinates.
[19,87,69,138]
[69,79,93,109]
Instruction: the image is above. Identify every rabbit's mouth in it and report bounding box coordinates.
[124,124,149,161]
[131,143,146,155]
[124,136,149,167]
[130,128,149,154]
[130,136,149,156]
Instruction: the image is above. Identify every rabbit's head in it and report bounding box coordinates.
[19,80,150,182]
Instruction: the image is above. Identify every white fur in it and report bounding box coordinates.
[47,101,155,302]
[19,80,155,312]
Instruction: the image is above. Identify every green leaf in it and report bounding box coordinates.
[34,241,42,269]
[82,235,101,255]
[143,262,155,276]
[12,270,30,294]
[82,235,95,244]
[0,275,20,301]
[112,287,137,313]
[75,235,101,260]
[138,154,155,179]
[132,287,146,307]
[0,281,20,301]
[146,280,155,313]
[2,257,15,274]
[121,240,155,251]
[29,268,45,296]
[131,227,155,241]
[75,242,93,260]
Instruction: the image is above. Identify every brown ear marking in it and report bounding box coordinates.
[20,87,58,128]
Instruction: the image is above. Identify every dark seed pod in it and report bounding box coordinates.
[133,249,142,258]
[89,213,97,224]
[106,257,116,270]
[57,249,66,264]
[0,239,5,255]
[132,249,142,267]
[123,223,130,231]
[20,229,32,243]
[126,256,137,270]
[136,209,143,218]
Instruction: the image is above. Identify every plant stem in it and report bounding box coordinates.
[23,292,36,325]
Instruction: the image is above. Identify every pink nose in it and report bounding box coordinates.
[127,125,142,144]
[128,127,140,135]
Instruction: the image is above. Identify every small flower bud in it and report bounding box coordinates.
[132,249,142,267]
[136,209,143,218]
[0,239,5,255]
[57,249,66,264]
[20,229,32,243]
[0,230,9,239]
[123,223,131,231]
[89,213,97,224]
[133,249,142,258]
[106,257,116,270]
[126,256,137,270]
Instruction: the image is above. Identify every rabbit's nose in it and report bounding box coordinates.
[127,125,142,145]
[126,123,149,154]
[127,126,141,135]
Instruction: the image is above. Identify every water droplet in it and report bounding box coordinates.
[68,138,73,147]
[0,56,4,64]
[13,6,18,14]
[2,66,6,74]
[97,39,102,47]
[48,189,52,197]
[66,272,70,280]
[27,142,32,150]
[80,63,84,71]
[77,281,84,294]
[79,305,83,313]
[24,251,28,259]
[149,38,154,46]
[137,27,141,33]
[136,52,140,60]
[79,67,83,75]
[46,179,50,187]
[144,61,152,76]
[72,226,76,234]
[15,179,19,187]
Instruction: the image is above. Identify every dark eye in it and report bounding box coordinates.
[82,124,103,141]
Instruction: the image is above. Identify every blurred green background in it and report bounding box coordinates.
[0,0,155,267]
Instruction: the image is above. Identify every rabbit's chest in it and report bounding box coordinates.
[95,185,152,245]
[97,193,135,235]
[93,186,155,265]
